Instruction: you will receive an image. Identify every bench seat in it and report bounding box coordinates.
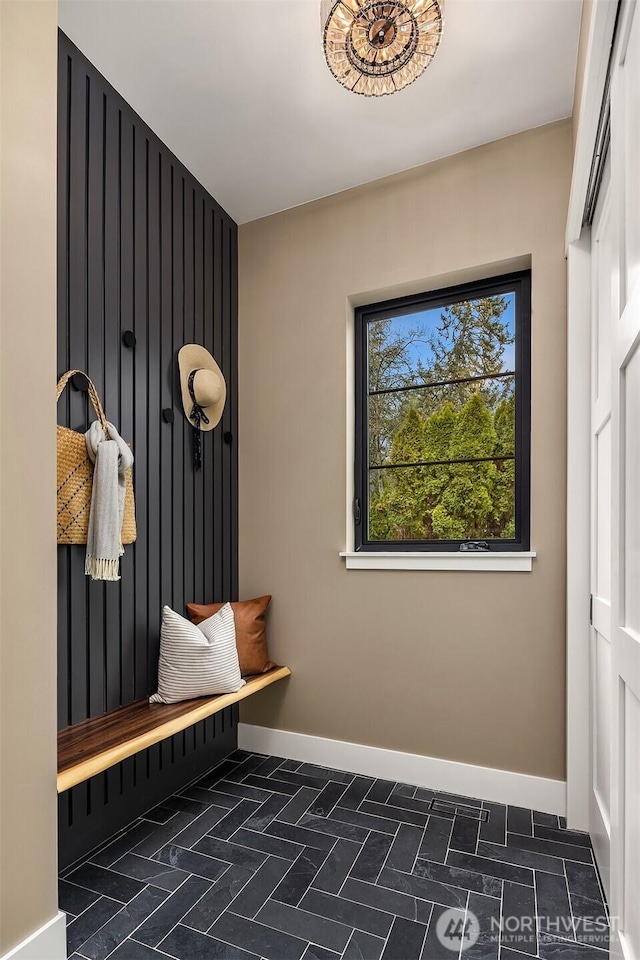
[57,665,291,792]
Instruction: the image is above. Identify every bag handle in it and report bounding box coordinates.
[56,370,109,436]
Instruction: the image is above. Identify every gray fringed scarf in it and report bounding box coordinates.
[85,421,134,581]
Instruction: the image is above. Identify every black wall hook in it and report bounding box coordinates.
[223,431,233,445]
[122,330,136,348]
[71,372,89,392]
[162,408,175,423]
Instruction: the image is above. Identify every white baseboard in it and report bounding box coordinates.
[1,912,66,960]
[238,724,566,816]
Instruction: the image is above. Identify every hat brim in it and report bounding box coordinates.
[178,344,226,432]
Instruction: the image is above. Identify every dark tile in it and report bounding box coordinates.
[538,934,608,959]
[213,780,273,803]
[564,861,603,902]
[228,749,257,762]
[277,787,319,824]
[199,759,242,786]
[273,846,328,905]
[418,816,452,863]
[66,897,122,954]
[209,910,307,960]
[447,851,534,886]
[534,825,592,848]
[134,875,211,946]
[341,878,432,924]
[153,844,230,882]
[328,806,399,836]
[299,888,393,939]
[385,824,423,873]
[279,759,303,773]
[477,840,564,875]
[311,838,361,894]
[350,833,394,883]
[339,776,375,810]
[508,806,533,836]
[307,781,348,816]
[381,917,427,960]
[501,881,538,955]
[164,794,211,816]
[392,783,417,799]
[366,779,396,804]
[302,945,340,960]
[193,835,268,871]
[210,800,262,840]
[378,866,467,911]
[231,856,293,918]
[246,755,285,778]
[181,786,241,809]
[376,793,435,818]
[92,821,157,866]
[79,886,168,960]
[342,929,385,960]
[449,815,480,853]
[464,892,501,960]
[437,792,482,809]
[571,895,610,948]
[143,804,179,824]
[535,871,574,940]
[265,819,335,852]
[182,864,253,931]
[297,763,354,784]
[170,804,230,848]
[256,898,352,952]
[159,923,260,959]
[244,774,300,796]
[501,951,536,960]
[413,858,501,898]
[132,813,197,858]
[534,812,560,828]
[421,903,466,960]
[298,813,369,844]
[241,792,291,831]
[66,863,146,904]
[414,787,436,804]
[230,827,303,861]
[559,817,568,829]
[109,852,191,891]
[361,800,429,828]
[273,770,337,790]
[110,940,166,959]
[58,879,99,917]
[479,802,507,845]
[507,833,593,864]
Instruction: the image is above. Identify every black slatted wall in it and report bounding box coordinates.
[57,32,239,868]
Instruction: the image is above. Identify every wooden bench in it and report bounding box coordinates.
[57,666,291,793]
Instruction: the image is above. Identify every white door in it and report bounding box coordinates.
[587,3,640,956]
[589,165,615,902]
[609,3,640,955]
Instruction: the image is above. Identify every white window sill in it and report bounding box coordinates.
[339,551,537,572]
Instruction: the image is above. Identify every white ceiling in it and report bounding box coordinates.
[59,0,582,224]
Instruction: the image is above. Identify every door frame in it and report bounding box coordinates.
[566,0,621,832]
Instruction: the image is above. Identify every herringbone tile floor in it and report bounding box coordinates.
[59,752,610,960]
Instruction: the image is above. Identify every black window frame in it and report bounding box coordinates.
[354,270,532,553]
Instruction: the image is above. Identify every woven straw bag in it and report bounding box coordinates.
[57,370,136,545]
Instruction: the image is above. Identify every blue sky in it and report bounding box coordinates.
[371,293,516,380]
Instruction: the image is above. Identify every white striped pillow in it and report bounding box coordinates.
[149,604,245,704]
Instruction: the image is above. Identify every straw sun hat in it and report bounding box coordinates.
[178,344,226,432]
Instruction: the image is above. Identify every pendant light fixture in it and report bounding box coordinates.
[321,0,443,97]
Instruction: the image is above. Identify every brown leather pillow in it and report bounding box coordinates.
[186,595,275,677]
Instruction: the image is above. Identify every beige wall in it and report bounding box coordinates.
[239,121,572,782]
[0,1,59,953]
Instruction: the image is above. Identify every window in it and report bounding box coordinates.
[354,271,531,552]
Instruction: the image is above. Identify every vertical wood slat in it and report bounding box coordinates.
[58,31,238,719]
[57,31,238,858]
